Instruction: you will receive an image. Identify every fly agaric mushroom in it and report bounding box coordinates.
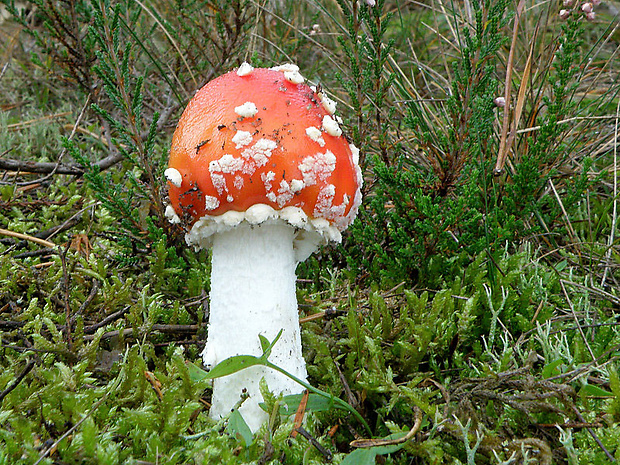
[165,63,362,431]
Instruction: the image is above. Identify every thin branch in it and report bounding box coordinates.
[33,378,119,465]
[350,406,423,448]
[0,359,35,404]
[601,95,619,288]
[83,306,129,334]
[295,426,333,460]
[559,279,596,362]
[83,324,203,341]
[0,228,56,248]
[572,405,616,462]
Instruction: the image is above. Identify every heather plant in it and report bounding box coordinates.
[345,0,616,287]
[0,0,619,463]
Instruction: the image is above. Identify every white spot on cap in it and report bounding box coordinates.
[305,126,325,147]
[314,184,336,217]
[274,180,294,207]
[245,204,277,224]
[311,217,331,231]
[291,179,305,193]
[284,70,305,84]
[271,63,299,73]
[318,93,337,114]
[210,172,227,195]
[349,143,360,165]
[210,154,244,174]
[322,115,342,137]
[234,102,258,118]
[280,206,308,228]
[299,150,337,186]
[164,168,182,187]
[241,139,277,169]
[204,196,220,211]
[165,205,181,224]
[237,62,254,76]
[227,195,234,202]
[261,171,276,192]
[232,130,253,148]
[221,210,245,226]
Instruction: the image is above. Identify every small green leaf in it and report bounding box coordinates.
[186,361,210,382]
[274,393,348,416]
[206,355,263,379]
[259,329,284,360]
[580,384,614,398]
[341,448,376,465]
[542,359,563,379]
[259,334,270,354]
[226,409,254,447]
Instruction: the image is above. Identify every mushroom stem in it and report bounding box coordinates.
[203,221,308,431]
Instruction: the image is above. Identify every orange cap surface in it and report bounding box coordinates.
[166,65,361,232]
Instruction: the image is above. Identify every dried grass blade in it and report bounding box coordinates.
[350,406,423,448]
[0,228,56,249]
[494,0,526,176]
[133,0,197,89]
[504,30,535,164]
[601,94,619,287]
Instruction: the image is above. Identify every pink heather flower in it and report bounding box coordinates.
[586,11,596,20]
[494,97,506,108]
[562,0,574,6]
[365,0,376,6]
[309,24,321,36]
[581,2,593,13]
[559,8,571,19]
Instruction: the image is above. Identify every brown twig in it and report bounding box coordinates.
[0,228,56,248]
[33,378,117,465]
[334,360,359,410]
[299,311,325,323]
[0,321,26,330]
[546,341,620,383]
[58,245,74,349]
[350,406,423,448]
[0,158,83,175]
[83,306,129,334]
[0,215,81,251]
[294,426,333,461]
[0,359,35,404]
[559,279,596,362]
[6,112,72,131]
[83,324,202,341]
[572,405,615,462]
[537,421,602,429]
[71,279,101,324]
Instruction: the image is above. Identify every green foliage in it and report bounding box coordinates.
[334,0,395,164]
[344,0,602,287]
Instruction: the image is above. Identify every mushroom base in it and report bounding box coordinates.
[203,221,309,432]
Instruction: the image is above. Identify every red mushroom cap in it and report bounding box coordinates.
[165,64,362,244]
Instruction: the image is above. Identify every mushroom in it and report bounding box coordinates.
[165,63,362,431]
